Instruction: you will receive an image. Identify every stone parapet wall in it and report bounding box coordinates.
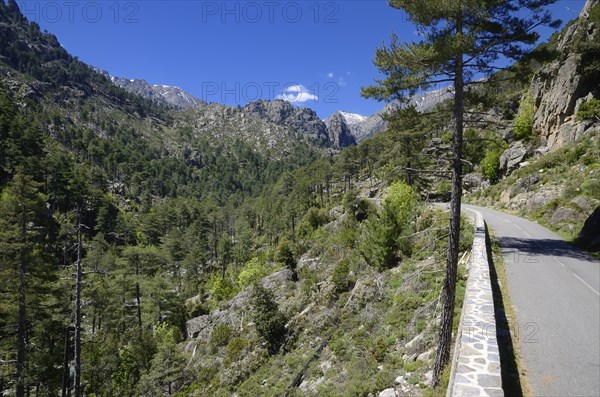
[447,210,504,396]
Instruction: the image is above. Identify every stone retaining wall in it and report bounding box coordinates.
[446,210,504,396]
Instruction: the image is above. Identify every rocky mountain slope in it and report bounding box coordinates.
[174,99,343,150]
[531,0,600,149]
[326,85,455,144]
[467,0,600,250]
[1,0,600,396]
[107,74,202,109]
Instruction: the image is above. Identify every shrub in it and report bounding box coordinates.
[346,198,377,222]
[274,237,295,271]
[514,93,535,140]
[361,215,399,269]
[581,178,600,197]
[383,182,419,227]
[210,324,233,352]
[335,216,360,248]
[577,98,600,121]
[482,149,502,182]
[251,285,288,354]
[209,276,236,303]
[225,337,250,365]
[331,259,351,294]
[237,257,266,289]
[360,182,419,269]
[186,299,209,319]
[303,207,329,229]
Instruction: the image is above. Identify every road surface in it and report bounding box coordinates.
[465,204,600,397]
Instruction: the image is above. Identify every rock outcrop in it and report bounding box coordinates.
[530,0,600,150]
[177,99,332,150]
[576,206,600,251]
[103,73,203,109]
[323,112,357,148]
[499,141,530,176]
[243,100,330,145]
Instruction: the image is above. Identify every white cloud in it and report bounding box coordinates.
[338,77,348,87]
[327,72,334,78]
[277,84,319,103]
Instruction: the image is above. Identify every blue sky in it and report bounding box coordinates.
[25,0,587,118]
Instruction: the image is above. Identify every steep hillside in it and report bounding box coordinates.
[466,0,600,249]
[468,131,600,247]
[531,0,600,149]
[0,2,472,395]
[2,0,599,395]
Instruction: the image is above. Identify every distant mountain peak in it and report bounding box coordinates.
[337,111,368,125]
[98,70,202,109]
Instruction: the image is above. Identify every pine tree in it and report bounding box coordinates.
[362,0,559,386]
[0,169,56,396]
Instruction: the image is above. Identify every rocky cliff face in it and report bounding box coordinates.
[323,112,357,147]
[334,86,453,143]
[242,100,330,145]
[108,75,202,109]
[531,0,600,150]
[176,99,335,150]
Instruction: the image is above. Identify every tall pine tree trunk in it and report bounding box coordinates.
[433,1,464,387]
[61,326,70,397]
[135,262,143,333]
[16,242,26,397]
[74,212,83,397]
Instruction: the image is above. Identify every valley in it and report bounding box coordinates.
[1,0,599,396]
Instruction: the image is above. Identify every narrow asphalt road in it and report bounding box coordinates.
[464,204,600,397]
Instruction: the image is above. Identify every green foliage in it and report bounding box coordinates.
[463,129,488,168]
[274,237,296,274]
[1,2,551,392]
[237,257,267,289]
[459,215,476,253]
[209,276,237,304]
[301,207,329,231]
[0,169,60,391]
[403,359,423,373]
[577,98,600,121]
[514,93,536,140]
[346,197,377,222]
[482,150,502,182]
[225,337,250,365]
[581,178,600,197]
[210,324,234,352]
[251,285,288,354]
[361,215,400,269]
[573,4,600,79]
[136,324,189,396]
[331,259,352,295]
[384,182,419,227]
[360,182,419,269]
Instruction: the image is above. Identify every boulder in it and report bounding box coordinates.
[512,175,541,195]
[499,141,530,176]
[570,196,600,213]
[526,187,561,214]
[463,172,484,192]
[576,206,600,251]
[550,207,583,224]
[378,388,398,397]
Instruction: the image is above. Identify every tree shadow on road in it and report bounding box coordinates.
[496,236,596,263]
[486,225,524,397]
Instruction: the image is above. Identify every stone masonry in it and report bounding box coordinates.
[446,210,504,397]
